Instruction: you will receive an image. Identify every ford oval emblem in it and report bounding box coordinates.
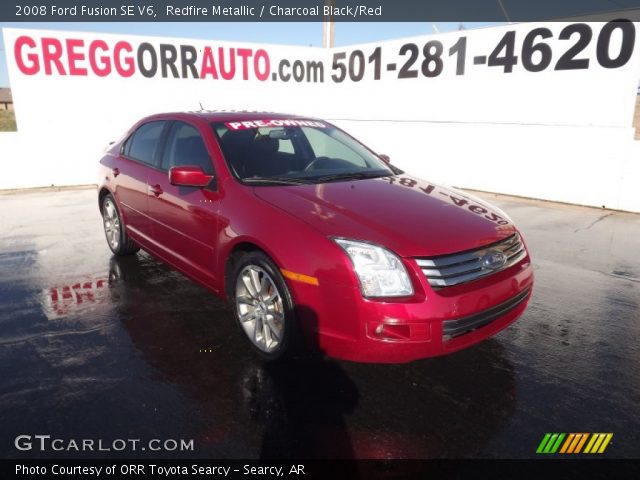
[481,251,507,270]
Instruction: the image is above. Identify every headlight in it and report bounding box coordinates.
[334,238,413,298]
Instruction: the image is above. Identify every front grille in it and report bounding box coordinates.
[415,233,526,289]
[442,287,531,339]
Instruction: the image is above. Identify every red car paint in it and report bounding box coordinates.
[98,111,533,363]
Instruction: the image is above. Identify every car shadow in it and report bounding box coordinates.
[106,253,516,460]
[108,254,360,460]
[254,306,359,460]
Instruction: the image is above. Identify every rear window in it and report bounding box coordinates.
[126,121,165,166]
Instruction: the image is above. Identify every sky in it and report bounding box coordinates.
[0,21,503,87]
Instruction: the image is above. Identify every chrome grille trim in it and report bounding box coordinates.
[415,234,526,288]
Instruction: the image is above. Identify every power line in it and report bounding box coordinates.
[496,0,511,23]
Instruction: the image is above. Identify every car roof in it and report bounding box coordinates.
[141,110,321,123]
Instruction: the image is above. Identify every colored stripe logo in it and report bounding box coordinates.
[536,433,613,454]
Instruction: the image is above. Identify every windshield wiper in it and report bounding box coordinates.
[242,177,312,186]
[312,171,389,183]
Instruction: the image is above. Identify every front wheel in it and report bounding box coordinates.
[232,252,296,360]
[101,194,139,256]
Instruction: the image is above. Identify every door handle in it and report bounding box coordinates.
[112,168,120,177]
[148,184,163,197]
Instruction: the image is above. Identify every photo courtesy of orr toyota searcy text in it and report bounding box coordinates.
[16,464,298,476]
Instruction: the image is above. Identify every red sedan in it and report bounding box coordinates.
[98,111,533,363]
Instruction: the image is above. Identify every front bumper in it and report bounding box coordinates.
[290,252,534,363]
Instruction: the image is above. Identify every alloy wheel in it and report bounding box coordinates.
[102,199,121,251]
[235,265,285,353]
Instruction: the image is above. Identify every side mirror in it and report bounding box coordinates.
[379,154,391,164]
[168,165,213,187]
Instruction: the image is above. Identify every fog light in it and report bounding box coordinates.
[373,323,411,341]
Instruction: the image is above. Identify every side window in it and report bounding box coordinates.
[301,127,367,167]
[121,134,133,156]
[127,121,165,166]
[161,122,214,174]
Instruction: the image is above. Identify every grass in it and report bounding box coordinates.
[0,110,17,132]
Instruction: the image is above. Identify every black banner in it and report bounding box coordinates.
[2,0,640,22]
[3,459,640,480]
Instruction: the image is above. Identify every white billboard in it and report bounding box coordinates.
[1,22,639,211]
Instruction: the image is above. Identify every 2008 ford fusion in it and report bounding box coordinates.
[98,111,533,363]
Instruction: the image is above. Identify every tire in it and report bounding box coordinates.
[101,194,140,256]
[231,251,296,361]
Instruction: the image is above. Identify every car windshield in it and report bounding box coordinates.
[212,119,394,185]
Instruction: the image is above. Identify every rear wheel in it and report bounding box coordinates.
[232,252,295,360]
[101,194,139,256]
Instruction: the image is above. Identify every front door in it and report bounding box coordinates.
[146,121,221,285]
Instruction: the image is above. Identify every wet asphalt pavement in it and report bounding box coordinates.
[0,187,639,459]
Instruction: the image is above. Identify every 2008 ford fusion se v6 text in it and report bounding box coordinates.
[98,111,533,363]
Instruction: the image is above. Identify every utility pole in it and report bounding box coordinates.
[323,0,335,48]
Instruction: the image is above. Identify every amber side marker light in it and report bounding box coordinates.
[280,269,319,286]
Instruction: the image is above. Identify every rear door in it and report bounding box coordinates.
[115,121,167,241]
[146,120,221,285]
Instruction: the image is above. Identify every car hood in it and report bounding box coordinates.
[253,176,517,257]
